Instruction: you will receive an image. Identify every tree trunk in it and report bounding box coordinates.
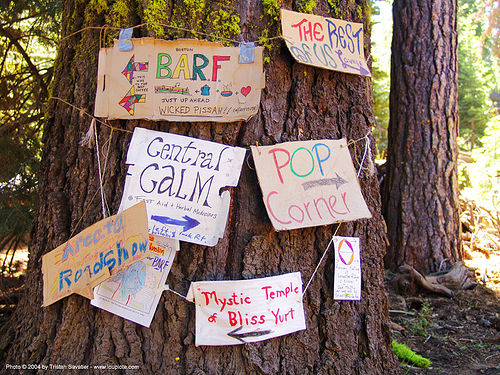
[383,0,462,273]
[0,1,398,373]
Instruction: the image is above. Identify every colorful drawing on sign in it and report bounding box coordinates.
[337,239,354,265]
[122,55,149,84]
[94,38,265,122]
[251,139,372,231]
[41,202,149,307]
[280,9,371,76]
[112,260,146,303]
[187,272,306,346]
[118,127,247,246]
[240,86,251,97]
[92,234,178,327]
[119,86,146,115]
[333,236,362,301]
[220,84,233,97]
[154,84,191,95]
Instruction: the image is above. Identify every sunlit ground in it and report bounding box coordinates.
[0,248,29,279]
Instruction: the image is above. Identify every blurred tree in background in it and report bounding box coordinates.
[0,0,59,275]
[458,0,498,149]
[371,0,499,153]
[370,0,391,158]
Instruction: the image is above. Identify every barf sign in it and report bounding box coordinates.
[119,127,246,246]
[94,38,265,122]
[42,202,149,306]
[281,9,371,76]
[251,139,372,231]
[187,272,306,346]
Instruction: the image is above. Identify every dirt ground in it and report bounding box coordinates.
[387,246,500,374]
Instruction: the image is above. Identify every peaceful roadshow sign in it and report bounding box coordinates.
[42,202,149,306]
[281,9,371,76]
[94,38,265,122]
[119,127,246,246]
[251,139,372,231]
[187,272,306,346]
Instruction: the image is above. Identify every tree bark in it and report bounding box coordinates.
[0,1,398,373]
[383,0,462,273]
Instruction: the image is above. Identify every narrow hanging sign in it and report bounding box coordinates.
[280,9,371,76]
[94,38,265,122]
[333,236,362,300]
[251,139,372,231]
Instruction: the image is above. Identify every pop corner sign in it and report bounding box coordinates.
[251,139,372,231]
[281,9,371,76]
[94,38,265,122]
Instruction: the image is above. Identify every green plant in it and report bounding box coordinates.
[408,300,433,336]
[392,340,432,368]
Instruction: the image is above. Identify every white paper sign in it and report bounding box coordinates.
[251,139,372,231]
[187,272,306,346]
[91,235,178,327]
[119,127,246,246]
[333,236,361,300]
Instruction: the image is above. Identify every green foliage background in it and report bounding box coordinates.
[0,0,60,274]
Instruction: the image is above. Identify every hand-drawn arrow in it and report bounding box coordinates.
[227,326,273,343]
[301,173,348,191]
[119,86,146,115]
[335,50,370,76]
[151,215,200,232]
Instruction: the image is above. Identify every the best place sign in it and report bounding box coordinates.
[281,9,371,76]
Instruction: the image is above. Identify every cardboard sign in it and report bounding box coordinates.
[187,272,306,346]
[281,9,371,76]
[251,139,372,231]
[42,202,149,307]
[91,235,178,327]
[333,236,362,300]
[119,127,246,246]
[94,38,265,122]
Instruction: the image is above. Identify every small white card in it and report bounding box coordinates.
[333,236,362,300]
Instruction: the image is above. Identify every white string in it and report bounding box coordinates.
[93,121,107,219]
[164,285,192,303]
[302,225,341,296]
[357,135,370,178]
[302,135,370,296]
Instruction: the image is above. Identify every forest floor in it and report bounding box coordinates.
[0,202,499,374]
[388,197,500,374]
